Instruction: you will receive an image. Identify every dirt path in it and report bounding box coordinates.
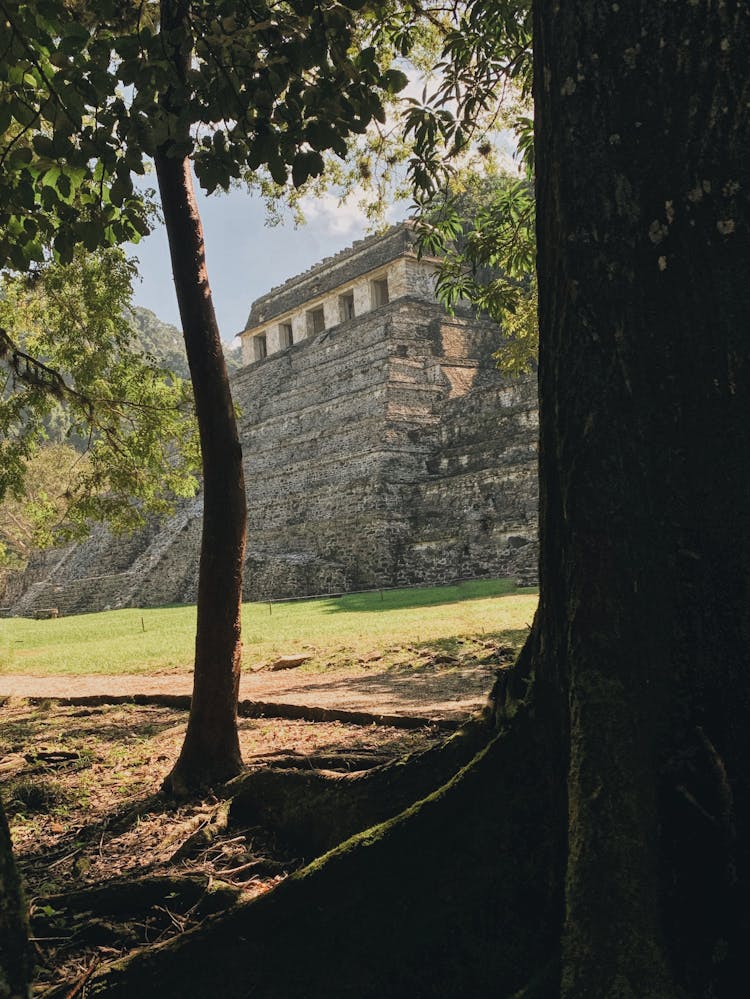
[0,661,496,721]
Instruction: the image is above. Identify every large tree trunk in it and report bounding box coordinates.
[155,0,246,795]
[59,1,750,994]
[534,2,750,993]
[0,795,30,998]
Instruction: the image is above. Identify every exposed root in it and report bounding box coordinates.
[237,699,459,731]
[245,750,393,771]
[225,714,494,857]
[21,693,458,732]
[166,801,231,863]
[30,874,243,925]
[30,872,248,997]
[55,708,559,999]
[489,609,538,723]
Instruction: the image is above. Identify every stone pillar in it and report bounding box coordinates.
[388,259,408,299]
[405,258,438,300]
[323,297,339,329]
[353,278,371,316]
[241,333,253,366]
[266,325,282,355]
[291,313,307,342]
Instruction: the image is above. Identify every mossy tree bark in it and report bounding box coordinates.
[56,2,750,995]
[534,2,750,993]
[155,0,246,795]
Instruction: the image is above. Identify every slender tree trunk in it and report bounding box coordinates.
[155,0,246,795]
[0,795,30,998]
[534,1,750,994]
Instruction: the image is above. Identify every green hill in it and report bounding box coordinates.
[128,307,242,377]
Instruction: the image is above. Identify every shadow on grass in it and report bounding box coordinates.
[410,629,530,658]
[317,579,538,615]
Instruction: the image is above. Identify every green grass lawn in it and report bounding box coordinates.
[0,578,538,676]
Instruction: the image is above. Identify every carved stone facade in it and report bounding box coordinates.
[240,224,441,365]
[9,224,538,615]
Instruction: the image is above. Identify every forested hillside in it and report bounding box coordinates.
[0,302,217,589]
[129,307,243,377]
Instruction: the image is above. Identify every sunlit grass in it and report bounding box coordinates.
[0,578,538,676]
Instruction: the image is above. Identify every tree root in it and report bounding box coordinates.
[166,801,232,863]
[31,873,243,926]
[49,708,561,999]
[489,611,538,724]
[224,713,494,857]
[245,749,393,771]
[31,873,246,987]
[237,699,459,731]
[22,693,459,732]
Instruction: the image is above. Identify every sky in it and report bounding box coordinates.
[128,183,403,346]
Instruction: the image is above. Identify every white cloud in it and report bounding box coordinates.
[299,191,370,236]
[299,189,403,238]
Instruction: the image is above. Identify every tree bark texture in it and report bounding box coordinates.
[0,796,30,999]
[155,0,246,794]
[534,1,750,994]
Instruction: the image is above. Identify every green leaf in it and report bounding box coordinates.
[291,149,324,188]
[268,153,288,186]
[55,173,72,201]
[382,69,409,94]
[9,146,33,167]
[109,178,127,207]
[12,101,39,127]
[40,166,61,189]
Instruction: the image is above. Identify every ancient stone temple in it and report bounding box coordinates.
[9,223,539,616]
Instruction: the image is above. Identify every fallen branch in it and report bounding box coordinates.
[31,873,242,923]
[63,961,99,999]
[20,693,461,731]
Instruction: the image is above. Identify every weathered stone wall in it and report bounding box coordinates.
[240,225,444,366]
[9,294,538,616]
[10,499,203,616]
[246,226,427,328]
[233,296,537,600]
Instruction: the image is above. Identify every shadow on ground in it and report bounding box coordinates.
[316,580,537,614]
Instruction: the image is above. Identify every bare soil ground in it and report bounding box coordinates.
[1,641,508,994]
[0,637,504,720]
[0,664,488,722]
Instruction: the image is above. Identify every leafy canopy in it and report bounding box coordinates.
[402,0,537,372]
[0,1,151,270]
[0,248,199,550]
[1,0,414,276]
[419,167,537,375]
[0,0,424,559]
[0,442,87,567]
